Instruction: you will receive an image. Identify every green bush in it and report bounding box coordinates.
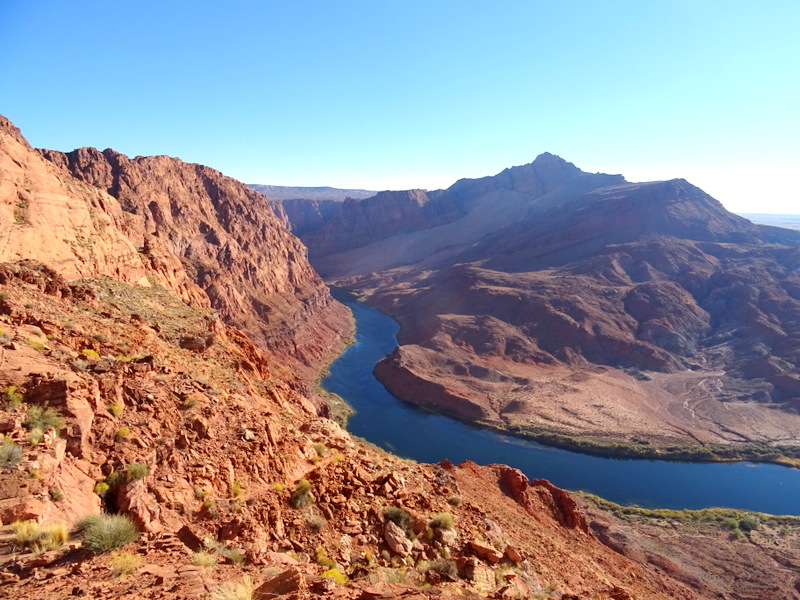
[315,545,335,568]
[0,439,23,470]
[77,514,139,554]
[739,516,760,532]
[722,517,740,531]
[24,406,64,432]
[290,478,313,508]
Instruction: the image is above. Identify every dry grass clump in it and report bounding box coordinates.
[12,520,68,552]
[108,550,142,577]
[191,550,217,568]
[290,478,313,508]
[429,511,455,530]
[210,574,253,600]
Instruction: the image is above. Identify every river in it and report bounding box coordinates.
[322,291,800,516]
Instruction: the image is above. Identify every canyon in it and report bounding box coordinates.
[281,155,800,461]
[2,114,800,599]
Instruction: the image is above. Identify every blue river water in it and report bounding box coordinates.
[322,292,800,515]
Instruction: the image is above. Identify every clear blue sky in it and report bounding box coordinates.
[1,1,798,212]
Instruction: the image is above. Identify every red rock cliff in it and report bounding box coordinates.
[40,145,350,370]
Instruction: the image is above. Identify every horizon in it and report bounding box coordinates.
[1,1,798,213]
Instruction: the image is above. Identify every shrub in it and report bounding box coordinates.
[290,479,313,508]
[115,426,131,442]
[27,338,46,351]
[49,487,64,502]
[71,358,90,371]
[308,514,327,532]
[447,495,462,507]
[125,462,149,482]
[313,442,327,457]
[739,516,760,532]
[94,481,111,496]
[12,520,68,552]
[722,517,740,531]
[230,480,242,498]
[422,558,458,578]
[5,385,24,409]
[321,568,349,584]
[218,546,245,566]
[108,403,124,417]
[78,514,139,553]
[108,551,141,577]
[210,575,253,600]
[24,406,64,433]
[28,427,44,445]
[315,546,335,568]
[429,512,455,530]
[0,439,23,470]
[181,395,198,409]
[191,550,217,568]
[383,505,415,539]
[81,349,100,360]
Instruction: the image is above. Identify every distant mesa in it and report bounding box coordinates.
[248,185,376,237]
[248,184,376,203]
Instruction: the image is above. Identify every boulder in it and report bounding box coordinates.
[383,520,413,557]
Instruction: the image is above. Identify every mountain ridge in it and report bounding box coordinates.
[292,155,800,459]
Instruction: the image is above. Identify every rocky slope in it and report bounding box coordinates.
[39,143,350,374]
[302,155,800,458]
[0,259,737,600]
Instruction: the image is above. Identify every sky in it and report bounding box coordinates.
[1,1,798,213]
